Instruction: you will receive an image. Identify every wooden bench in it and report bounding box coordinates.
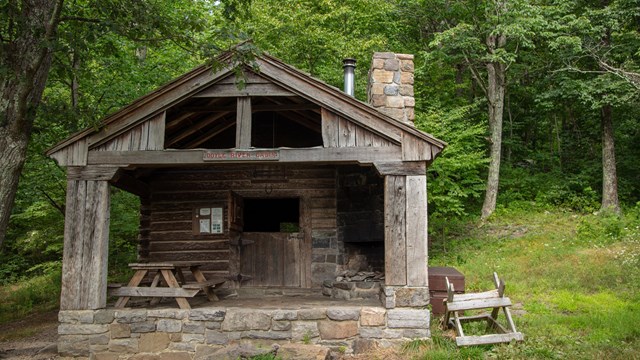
[443,272,524,346]
[181,278,227,301]
[110,263,226,309]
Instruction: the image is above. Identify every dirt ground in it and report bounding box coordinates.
[0,311,59,360]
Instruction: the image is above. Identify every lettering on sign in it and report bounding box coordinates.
[203,150,280,161]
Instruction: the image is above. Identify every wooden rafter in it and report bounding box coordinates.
[182,117,236,149]
[166,112,231,147]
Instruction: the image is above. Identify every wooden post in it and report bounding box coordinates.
[60,179,111,310]
[236,97,252,148]
[406,175,428,286]
[384,172,428,287]
[384,175,407,285]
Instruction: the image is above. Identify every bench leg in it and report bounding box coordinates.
[453,311,465,337]
[191,267,218,301]
[149,271,163,306]
[161,269,191,309]
[115,269,147,308]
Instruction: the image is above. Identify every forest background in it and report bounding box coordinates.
[0,0,639,357]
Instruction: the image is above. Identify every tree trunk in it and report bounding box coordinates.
[0,0,63,248]
[481,33,507,220]
[600,104,620,213]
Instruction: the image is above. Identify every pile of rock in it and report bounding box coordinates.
[335,270,384,282]
[322,271,384,301]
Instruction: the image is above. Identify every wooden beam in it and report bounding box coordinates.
[182,118,236,149]
[109,287,199,298]
[111,170,151,197]
[373,161,426,176]
[60,180,110,310]
[67,166,119,181]
[192,82,296,97]
[181,103,319,113]
[405,175,428,286]
[165,112,197,132]
[236,97,252,148]
[384,175,407,286]
[87,147,402,165]
[321,108,339,147]
[166,112,231,147]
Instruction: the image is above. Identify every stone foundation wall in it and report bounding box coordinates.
[380,285,430,309]
[58,305,430,358]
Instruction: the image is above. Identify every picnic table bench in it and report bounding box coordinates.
[109,262,226,309]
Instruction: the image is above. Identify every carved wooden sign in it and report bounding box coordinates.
[202,150,280,161]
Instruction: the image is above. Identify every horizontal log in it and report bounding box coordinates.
[149,240,228,252]
[150,189,335,203]
[128,263,177,269]
[150,221,193,231]
[373,161,426,176]
[67,166,119,181]
[148,251,229,262]
[149,178,335,192]
[109,287,199,298]
[149,231,227,241]
[192,83,296,97]
[139,260,229,272]
[151,211,193,222]
[87,147,402,165]
[146,166,334,182]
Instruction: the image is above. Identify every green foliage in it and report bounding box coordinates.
[0,267,61,324]
[417,102,488,220]
[246,0,399,100]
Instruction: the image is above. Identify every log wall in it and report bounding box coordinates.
[144,165,337,286]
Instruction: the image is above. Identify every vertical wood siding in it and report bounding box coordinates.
[93,112,165,151]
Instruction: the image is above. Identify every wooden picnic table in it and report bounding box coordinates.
[110,262,226,309]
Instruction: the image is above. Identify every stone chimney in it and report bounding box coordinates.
[367,52,415,125]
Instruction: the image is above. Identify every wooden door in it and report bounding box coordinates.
[240,232,302,287]
[228,191,244,287]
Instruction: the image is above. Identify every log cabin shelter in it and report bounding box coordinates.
[47,50,445,311]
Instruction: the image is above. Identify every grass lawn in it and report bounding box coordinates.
[422,206,640,359]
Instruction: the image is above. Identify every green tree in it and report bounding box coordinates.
[0,0,245,248]
[245,0,400,100]
[542,0,640,213]
[404,0,543,219]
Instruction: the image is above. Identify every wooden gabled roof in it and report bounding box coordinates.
[47,51,445,166]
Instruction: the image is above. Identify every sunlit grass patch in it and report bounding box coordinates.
[428,208,640,359]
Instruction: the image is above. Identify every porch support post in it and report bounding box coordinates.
[60,166,116,310]
[383,170,429,309]
[384,175,407,286]
[405,175,428,286]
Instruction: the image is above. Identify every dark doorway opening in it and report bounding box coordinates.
[243,198,300,232]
